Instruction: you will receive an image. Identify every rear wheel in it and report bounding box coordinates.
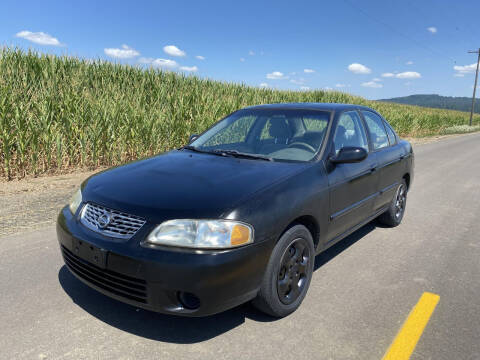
[252,225,314,317]
[378,179,407,227]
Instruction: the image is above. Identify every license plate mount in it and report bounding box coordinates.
[71,238,108,269]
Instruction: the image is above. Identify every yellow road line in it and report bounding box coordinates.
[382,292,440,360]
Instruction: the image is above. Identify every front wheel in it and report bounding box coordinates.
[378,179,408,227]
[252,225,315,318]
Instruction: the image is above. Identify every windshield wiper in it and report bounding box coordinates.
[179,145,238,158]
[180,146,272,161]
[213,149,273,161]
[179,145,220,155]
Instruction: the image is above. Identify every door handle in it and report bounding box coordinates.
[399,155,406,160]
[370,166,377,173]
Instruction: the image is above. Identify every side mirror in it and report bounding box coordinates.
[330,146,368,164]
[188,134,199,144]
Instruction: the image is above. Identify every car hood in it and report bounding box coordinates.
[81,150,309,222]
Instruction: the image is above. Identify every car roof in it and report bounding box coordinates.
[243,102,374,112]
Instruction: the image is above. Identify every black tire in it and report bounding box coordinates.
[378,179,408,227]
[252,224,315,318]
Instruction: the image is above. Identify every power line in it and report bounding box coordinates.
[468,49,480,126]
[405,0,478,48]
[433,1,480,46]
[342,0,457,64]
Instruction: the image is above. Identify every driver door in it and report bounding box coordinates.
[326,111,379,242]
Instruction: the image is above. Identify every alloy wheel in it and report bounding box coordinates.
[277,238,311,305]
[395,184,407,219]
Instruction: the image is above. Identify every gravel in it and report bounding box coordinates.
[0,170,101,236]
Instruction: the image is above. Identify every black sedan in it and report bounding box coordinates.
[57,103,414,317]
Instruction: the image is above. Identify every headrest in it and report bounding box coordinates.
[269,118,290,139]
[336,125,347,137]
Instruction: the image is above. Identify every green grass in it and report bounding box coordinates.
[1,48,479,180]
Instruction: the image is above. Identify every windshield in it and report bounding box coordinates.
[190,108,331,161]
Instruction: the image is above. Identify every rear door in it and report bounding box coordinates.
[361,111,406,211]
[326,110,379,242]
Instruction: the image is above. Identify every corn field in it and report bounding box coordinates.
[0,48,479,180]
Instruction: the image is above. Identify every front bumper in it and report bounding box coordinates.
[57,206,272,316]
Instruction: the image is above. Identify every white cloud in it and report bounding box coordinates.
[404,82,412,86]
[141,58,196,72]
[266,71,288,80]
[454,63,477,75]
[300,86,310,91]
[406,61,414,65]
[259,83,269,88]
[362,81,383,88]
[335,84,349,88]
[240,58,245,62]
[382,71,422,79]
[348,63,371,74]
[138,57,154,64]
[290,78,306,85]
[395,71,421,79]
[372,78,382,82]
[195,55,205,60]
[139,57,178,69]
[163,45,186,57]
[427,27,437,34]
[16,30,62,46]
[249,50,255,56]
[323,87,333,91]
[454,73,465,77]
[304,69,315,73]
[152,59,178,68]
[104,44,140,59]
[179,65,198,72]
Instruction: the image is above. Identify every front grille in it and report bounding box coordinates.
[61,245,148,304]
[80,203,145,239]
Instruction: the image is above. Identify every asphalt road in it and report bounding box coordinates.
[1,133,479,360]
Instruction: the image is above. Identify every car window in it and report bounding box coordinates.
[191,109,331,162]
[333,111,369,155]
[362,111,389,150]
[303,116,328,132]
[203,115,256,146]
[260,116,290,140]
[383,120,397,145]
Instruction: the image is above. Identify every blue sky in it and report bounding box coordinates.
[1,0,479,99]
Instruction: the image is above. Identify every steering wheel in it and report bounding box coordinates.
[287,142,316,153]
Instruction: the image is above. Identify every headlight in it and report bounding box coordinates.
[146,219,253,249]
[68,189,82,215]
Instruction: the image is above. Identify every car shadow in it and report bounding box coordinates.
[58,220,378,344]
[58,266,273,344]
[314,221,377,270]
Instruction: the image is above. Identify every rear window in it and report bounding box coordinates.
[383,121,398,145]
[303,115,329,132]
[362,111,389,150]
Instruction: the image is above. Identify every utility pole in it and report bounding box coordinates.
[468,48,480,126]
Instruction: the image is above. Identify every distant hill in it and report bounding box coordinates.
[378,94,480,114]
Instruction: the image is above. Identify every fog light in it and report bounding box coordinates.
[178,291,201,310]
